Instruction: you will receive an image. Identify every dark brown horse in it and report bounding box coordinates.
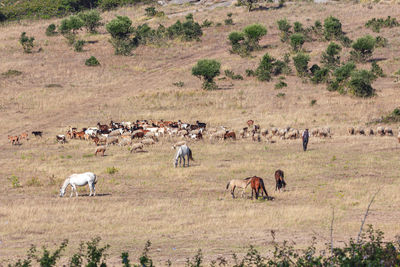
[245,176,269,200]
[275,169,286,192]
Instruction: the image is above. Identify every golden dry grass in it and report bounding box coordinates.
[1,1,400,265]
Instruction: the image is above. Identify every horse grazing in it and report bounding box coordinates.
[274,169,286,192]
[31,131,42,137]
[174,144,194,167]
[224,131,236,140]
[95,146,106,156]
[60,172,97,197]
[8,135,19,145]
[226,179,251,198]
[246,176,270,200]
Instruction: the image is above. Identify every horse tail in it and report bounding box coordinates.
[188,148,194,161]
[261,179,269,197]
[226,181,230,190]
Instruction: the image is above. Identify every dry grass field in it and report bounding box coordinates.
[1,0,400,265]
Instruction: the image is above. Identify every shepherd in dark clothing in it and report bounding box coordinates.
[302,129,309,151]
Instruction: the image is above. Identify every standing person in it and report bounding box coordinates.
[302,129,309,151]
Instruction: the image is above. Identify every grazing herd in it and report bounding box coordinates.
[5,119,400,199]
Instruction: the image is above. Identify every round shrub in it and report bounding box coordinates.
[290,33,305,51]
[192,59,221,90]
[106,16,133,39]
[349,70,376,97]
[45,24,57,36]
[243,24,267,49]
[277,18,291,42]
[324,16,342,40]
[256,53,275,81]
[351,35,376,62]
[333,62,356,83]
[292,52,310,77]
[85,56,100,66]
[78,10,102,33]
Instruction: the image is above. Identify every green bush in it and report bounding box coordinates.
[59,15,84,34]
[371,62,384,78]
[381,107,400,123]
[74,40,86,52]
[19,32,35,53]
[78,10,102,33]
[365,16,399,33]
[243,24,267,50]
[293,21,304,33]
[311,67,330,84]
[145,6,157,17]
[224,13,233,25]
[324,16,343,40]
[45,24,57,36]
[106,166,119,174]
[106,16,138,55]
[192,59,221,90]
[349,70,376,97]
[293,52,310,77]
[255,53,275,81]
[201,19,213,28]
[167,17,202,41]
[321,42,341,68]
[375,36,387,48]
[224,70,243,80]
[290,33,305,51]
[275,81,287,89]
[277,18,291,42]
[350,35,376,62]
[99,0,121,11]
[228,31,246,54]
[85,56,100,66]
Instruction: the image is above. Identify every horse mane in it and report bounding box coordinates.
[243,176,253,181]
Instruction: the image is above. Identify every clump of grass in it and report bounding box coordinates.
[8,175,21,188]
[2,69,22,78]
[106,166,119,175]
[275,81,287,89]
[224,70,243,80]
[381,107,400,123]
[26,177,41,187]
[310,99,317,106]
[276,92,286,98]
[83,154,94,158]
[201,19,213,28]
[85,56,100,66]
[173,81,184,87]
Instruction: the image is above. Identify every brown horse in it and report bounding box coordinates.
[246,176,270,200]
[8,135,19,145]
[224,131,236,140]
[274,169,286,192]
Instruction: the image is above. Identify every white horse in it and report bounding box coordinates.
[173,144,194,167]
[60,172,97,197]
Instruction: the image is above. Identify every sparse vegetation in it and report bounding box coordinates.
[74,40,86,52]
[2,69,22,77]
[224,70,243,80]
[8,175,21,188]
[45,24,57,36]
[19,32,35,53]
[365,16,399,33]
[275,80,287,89]
[192,59,221,90]
[106,166,119,174]
[224,13,234,25]
[85,56,100,66]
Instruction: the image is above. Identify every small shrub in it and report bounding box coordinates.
[85,56,100,66]
[99,0,121,11]
[173,81,184,87]
[2,69,22,77]
[255,53,275,81]
[45,24,57,36]
[334,62,356,83]
[381,107,400,123]
[192,59,221,90]
[78,10,102,33]
[59,15,84,34]
[293,21,304,33]
[224,70,243,80]
[293,52,310,77]
[277,18,291,42]
[324,16,343,40]
[371,62,384,78]
[201,19,213,28]
[106,166,119,174]
[243,24,267,50]
[8,175,21,188]
[139,240,153,267]
[145,7,157,17]
[167,17,203,41]
[27,177,41,187]
[375,36,387,48]
[321,42,341,68]
[365,16,399,33]
[310,99,317,106]
[246,69,256,76]
[19,32,35,53]
[225,13,233,25]
[85,237,110,266]
[350,35,376,62]
[275,81,287,89]
[106,16,137,55]
[311,67,330,84]
[290,33,305,51]
[276,92,285,98]
[74,40,86,52]
[349,69,376,97]
[228,31,246,55]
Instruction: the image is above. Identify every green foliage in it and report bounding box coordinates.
[293,21,304,33]
[225,13,233,25]
[310,99,317,106]
[166,16,203,41]
[365,16,399,32]
[19,32,35,53]
[349,70,376,97]
[2,69,22,78]
[45,24,57,36]
[121,252,131,267]
[290,33,305,51]
[192,59,221,90]
[375,36,388,48]
[254,53,290,82]
[85,237,110,266]
[293,52,310,77]
[59,15,84,34]
[22,240,69,267]
[275,81,287,89]
[74,40,85,52]
[350,35,376,62]
[186,249,203,267]
[172,81,184,87]
[78,10,102,33]
[224,70,243,80]
[371,61,384,78]
[311,67,330,84]
[324,16,343,40]
[334,62,356,83]
[99,0,121,11]
[139,241,153,267]
[228,31,246,55]
[85,56,100,66]
[106,166,119,174]
[381,107,400,123]
[145,7,157,17]
[243,24,267,50]
[26,177,41,187]
[277,18,291,42]
[321,42,341,68]
[8,175,21,188]
[106,16,133,39]
[245,69,255,76]
[276,92,286,98]
[201,19,213,28]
